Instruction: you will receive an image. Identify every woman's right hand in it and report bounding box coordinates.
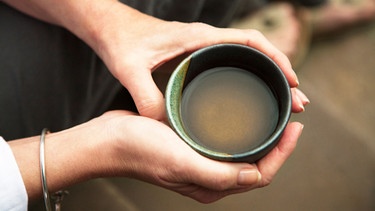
[80,110,304,203]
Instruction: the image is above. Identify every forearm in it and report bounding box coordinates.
[1,0,155,58]
[2,0,120,28]
[8,122,108,200]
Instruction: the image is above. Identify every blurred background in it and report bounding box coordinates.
[30,4,375,211]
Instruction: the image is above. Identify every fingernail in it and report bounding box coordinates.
[299,123,305,137]
[238,169,262,186]
[295,77,300,87]
[292,70,300,87]
[299,104,305,112]
[296,94,305,112]
[296,89,310,105]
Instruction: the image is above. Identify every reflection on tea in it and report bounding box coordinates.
[181,67,279,154]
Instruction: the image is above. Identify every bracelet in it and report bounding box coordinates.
[40,128,53,211]
[39,128,68,211]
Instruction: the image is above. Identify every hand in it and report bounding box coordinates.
[92,110,304,203]
[3,0,307,119]
[85,2,304,120]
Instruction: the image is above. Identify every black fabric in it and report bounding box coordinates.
[0,4,122,140]
[294,0,327,7]
[121,0,206,23]
[120,0,261,27]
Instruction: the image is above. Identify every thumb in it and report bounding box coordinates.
[188,157,262,191]
[122,69,165,120]
[180,158,262,203]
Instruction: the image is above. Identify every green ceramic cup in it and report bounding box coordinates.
[165,44,291,163]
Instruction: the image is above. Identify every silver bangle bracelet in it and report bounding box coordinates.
[39,128,68,211]
[40,128,53,211]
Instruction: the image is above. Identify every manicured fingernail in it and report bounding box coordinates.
[296,89,310,105]
[296,93,305,112]
[299,123,305,137]
[299,103,305,112]
[238,169,262,186]
[295,77,300,87]
[293,70,299,87]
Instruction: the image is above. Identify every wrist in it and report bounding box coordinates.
[8,117,112,200]
[44,121,115,196]
[54,0,120,51]
[56,1,153,59]
[55,113,135,180]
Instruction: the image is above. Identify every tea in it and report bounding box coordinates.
[181,67,279,154]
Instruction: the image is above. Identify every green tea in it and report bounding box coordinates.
[181,67,279,154]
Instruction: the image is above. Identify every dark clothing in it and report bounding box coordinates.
[120,0,266,27]
[0,4,127,140]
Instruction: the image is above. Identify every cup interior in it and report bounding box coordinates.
[165,44,291,163]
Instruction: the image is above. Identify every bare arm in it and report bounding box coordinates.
[2,0,153,59]
[8,118,107,200]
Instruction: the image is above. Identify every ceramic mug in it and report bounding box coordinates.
[165,44,291,163]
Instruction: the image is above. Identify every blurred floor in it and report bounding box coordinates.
[31,20,375,211]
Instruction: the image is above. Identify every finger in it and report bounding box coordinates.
[121,68,165,120]
[241,30,299,88]
[291,88,305,113]
[185,155,261,192]
[204,27,300,87]
[295,88,310,106]
[291,88,310,113]
[256,122,304,186]
[179,182,256,204]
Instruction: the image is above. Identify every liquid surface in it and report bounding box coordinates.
[181,67,279,154]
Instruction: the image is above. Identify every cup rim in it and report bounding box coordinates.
[165,44,291,163]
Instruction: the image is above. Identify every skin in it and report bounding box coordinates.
[10,111,305,203]
[3,0,309,204]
